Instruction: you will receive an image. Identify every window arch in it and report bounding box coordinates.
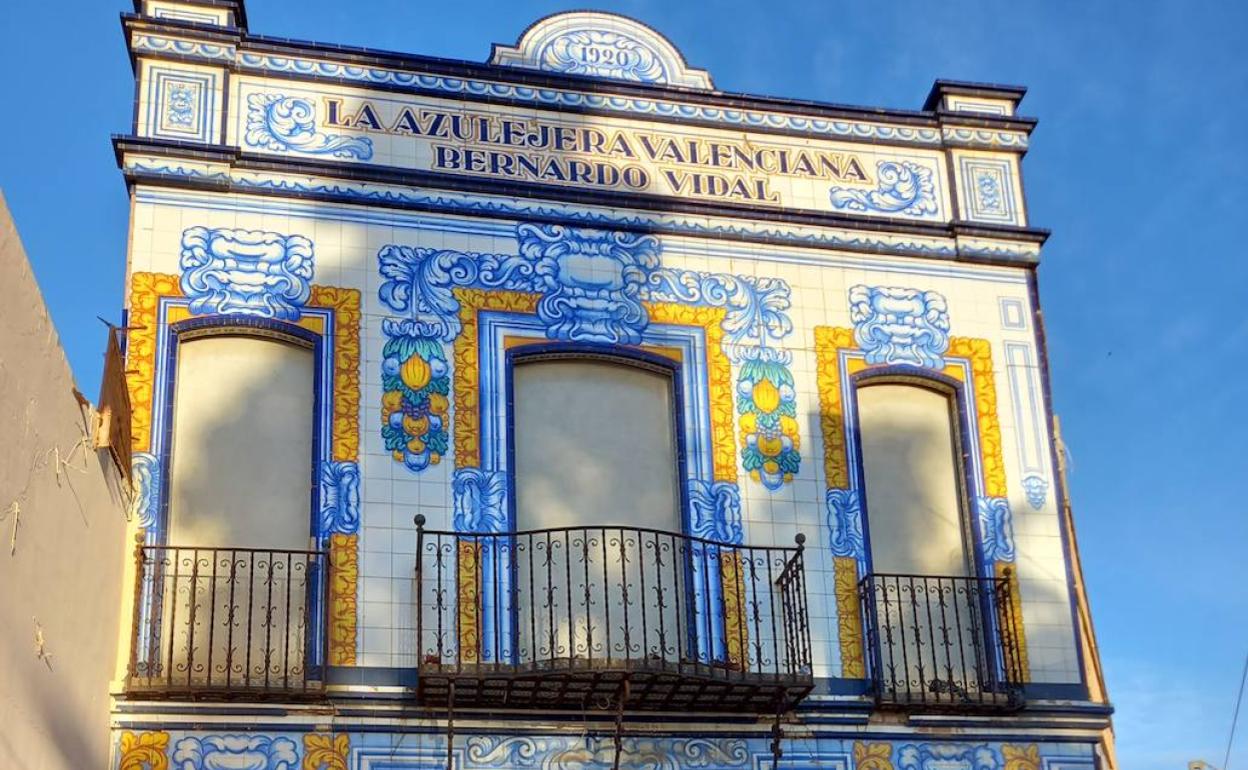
[506,344,689,535]
[850,367,981,577]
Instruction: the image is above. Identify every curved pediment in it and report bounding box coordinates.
[489,12,714,90]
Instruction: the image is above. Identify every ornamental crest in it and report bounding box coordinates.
[179,227,314,321]
[848,285,950,369]
[490,12,714,89]
[518,223,661,345]
[538,29,667,83]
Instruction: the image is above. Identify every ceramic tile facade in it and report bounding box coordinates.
[112,6,1111,769]
[127,193,1077,681]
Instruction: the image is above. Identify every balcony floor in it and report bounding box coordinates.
[416,657,813,713]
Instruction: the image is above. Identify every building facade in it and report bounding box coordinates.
[110,2,1114,769]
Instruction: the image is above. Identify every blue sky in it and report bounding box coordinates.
[2,1,1245,766]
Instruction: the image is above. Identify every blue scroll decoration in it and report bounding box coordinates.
[377,244,537,342]
[848,284,950,369]
[646,270,793,355]
[453,467,509,533]
[687,479,743,544]
[319,461,360,535]
[244,93,373,160]
[131,452,161,530]
[179,227,314,321]
[976,496,1016,563]
[171,735,298,770]
[378,246,481,342]
[829,160,938,217]
[825,488,864,559]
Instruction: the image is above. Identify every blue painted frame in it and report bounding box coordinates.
[143,314,328,674]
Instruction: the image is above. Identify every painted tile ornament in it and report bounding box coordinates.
[736,348,800,490]
[381,327,450,472]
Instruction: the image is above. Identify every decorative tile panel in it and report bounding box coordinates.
[142,65,219,144]
[1005,342,1050,510]
[146,1,233,25]
[377,224,797,493]
[958,156,1021,225]
[945,95,1016,116]
[112,730,1092,770]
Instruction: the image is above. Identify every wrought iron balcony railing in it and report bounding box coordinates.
[414,518,814,713]
[126,537,328,699]
[859,572,1026,710]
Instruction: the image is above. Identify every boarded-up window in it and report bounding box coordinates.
[857,383,968,576]
[513,358,680,531]
[511,356,684,663]
[167,333,315,548]
[152,332,317,687]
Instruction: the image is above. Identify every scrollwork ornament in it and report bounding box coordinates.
[853,742,894,770]
[1002,745,1041,770]
[453,467,508,533]
[897,744,999,770]
[976,496,1017,563]
[171,735,298,770]
[672,738,748,767]
[517,223,661,344]
[319,461,360,535]
[646,270,793,354]
[464,735,544,768]
[179,227,314,320]
[826,488,864,558]
[848,285,950,369]
[830,160,939,217]
[245,93,373,159]
[130,453,161,530]
[687,479,743,544]
[302,734,349,770]
[119,731,170,770]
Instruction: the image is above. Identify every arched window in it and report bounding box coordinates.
[166,324,318,549]
[853,372,996,704]
[511,352,682,533]
[507,347,687,665]
[854,377,972,577]
[149,319,321,690]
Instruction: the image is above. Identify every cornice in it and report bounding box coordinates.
[122,15,1036,154]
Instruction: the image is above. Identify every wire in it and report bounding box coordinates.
[1226,650,1248,770]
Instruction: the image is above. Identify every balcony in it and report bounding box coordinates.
[414,518,814,713]
[125,540,328,699]
[859,573,1026,711]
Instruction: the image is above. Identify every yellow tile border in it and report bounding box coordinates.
[125,272,363,666]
